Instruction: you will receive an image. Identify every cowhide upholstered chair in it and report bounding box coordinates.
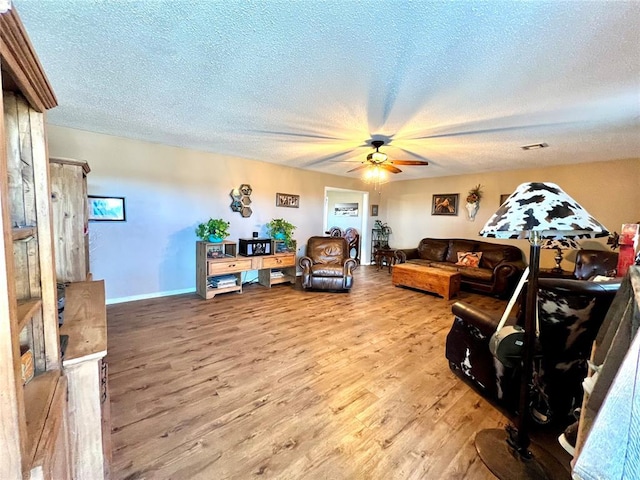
[445,277,620,425]
[299,236,357,291]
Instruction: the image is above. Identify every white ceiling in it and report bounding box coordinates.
[14,0,640,181]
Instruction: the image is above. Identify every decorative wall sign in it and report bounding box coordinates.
[88,195,126,221]
[230,184,252,217]
[431,194,459,216]
[371,204,379,216]
[276,193,300,208]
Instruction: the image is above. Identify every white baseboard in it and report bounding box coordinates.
[106,288,196,305]
[106,270,305,305]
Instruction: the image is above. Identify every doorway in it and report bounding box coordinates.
[323,187,370,264]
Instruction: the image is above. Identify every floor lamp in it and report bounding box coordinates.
[476,182,609,479]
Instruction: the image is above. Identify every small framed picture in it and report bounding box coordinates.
[88,196,126,221]
[500,194,510,205]
[431,194,459,216]
[371,204,379,216]
[276,193,300,208]
[207,244,225,258]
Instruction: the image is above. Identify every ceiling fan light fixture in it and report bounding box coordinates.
[363,165,388,184]
[369,151,387,163]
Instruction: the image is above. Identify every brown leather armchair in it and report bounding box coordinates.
[299,236,357,291]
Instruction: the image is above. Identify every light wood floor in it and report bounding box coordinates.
[106,266,534,479]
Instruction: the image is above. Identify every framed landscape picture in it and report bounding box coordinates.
[335,202,358,217]
[88,195,126,221]
[431,194,459,216]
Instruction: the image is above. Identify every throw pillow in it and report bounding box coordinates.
[456,251,483,267]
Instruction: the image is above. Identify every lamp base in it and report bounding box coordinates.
[552,249,564,273]
[476,428,571,480]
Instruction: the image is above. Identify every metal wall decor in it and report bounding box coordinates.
[276,193,300,208]
[230,184,252,217]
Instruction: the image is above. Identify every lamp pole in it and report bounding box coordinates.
[511,230,541,456]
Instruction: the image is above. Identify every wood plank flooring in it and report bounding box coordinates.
[106,266,542,479]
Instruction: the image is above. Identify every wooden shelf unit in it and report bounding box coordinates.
[0,6,70,479]
[196,241,247,299]
[257,252,297,287]
[196,240,297,299]
[17,298,43,332]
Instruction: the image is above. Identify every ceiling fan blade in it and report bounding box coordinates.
[347,164,368,173]
[391,160,429,166]
[380,164,402,174]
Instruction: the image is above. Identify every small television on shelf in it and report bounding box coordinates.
[239,238,272,256]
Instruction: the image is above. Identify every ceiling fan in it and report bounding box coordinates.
[347,140,429,174]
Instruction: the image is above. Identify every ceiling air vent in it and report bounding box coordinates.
[521,143,548,150]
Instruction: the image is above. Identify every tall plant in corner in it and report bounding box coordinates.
[266,218,296,248]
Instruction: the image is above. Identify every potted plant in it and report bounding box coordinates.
[266,218,296,248]
[195,218,230,243]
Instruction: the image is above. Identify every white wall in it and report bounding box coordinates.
[47,126,368,302]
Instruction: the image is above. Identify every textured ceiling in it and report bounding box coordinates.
[14,0,640,181]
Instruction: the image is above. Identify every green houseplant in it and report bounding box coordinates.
[195,218,230,242]
[266,218,296,247]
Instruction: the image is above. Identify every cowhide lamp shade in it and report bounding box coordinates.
[479,182,609,240]
[474,182,608,480]
[541,238,581,250]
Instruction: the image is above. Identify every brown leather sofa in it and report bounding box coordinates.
[398,238,526,298]
[299,236,357,291]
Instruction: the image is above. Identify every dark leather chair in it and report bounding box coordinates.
[299,236,357,291]
[325,226,360,264]
[445,277,621,425]
[573,249,618,279]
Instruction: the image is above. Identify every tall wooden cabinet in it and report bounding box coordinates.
[49,158,90,283]
[49,159,111,478]
[0,5,68,479]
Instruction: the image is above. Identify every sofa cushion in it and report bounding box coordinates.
[407,259,433,267]
[456,252,483,267]
[446,240,479,263]
[427,262,459,272]
[311,264,345,277]
[479,246,516,270]
[418,239,449,261]
[458,266,493,281]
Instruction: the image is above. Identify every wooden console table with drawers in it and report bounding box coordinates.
[196,241,296,299]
